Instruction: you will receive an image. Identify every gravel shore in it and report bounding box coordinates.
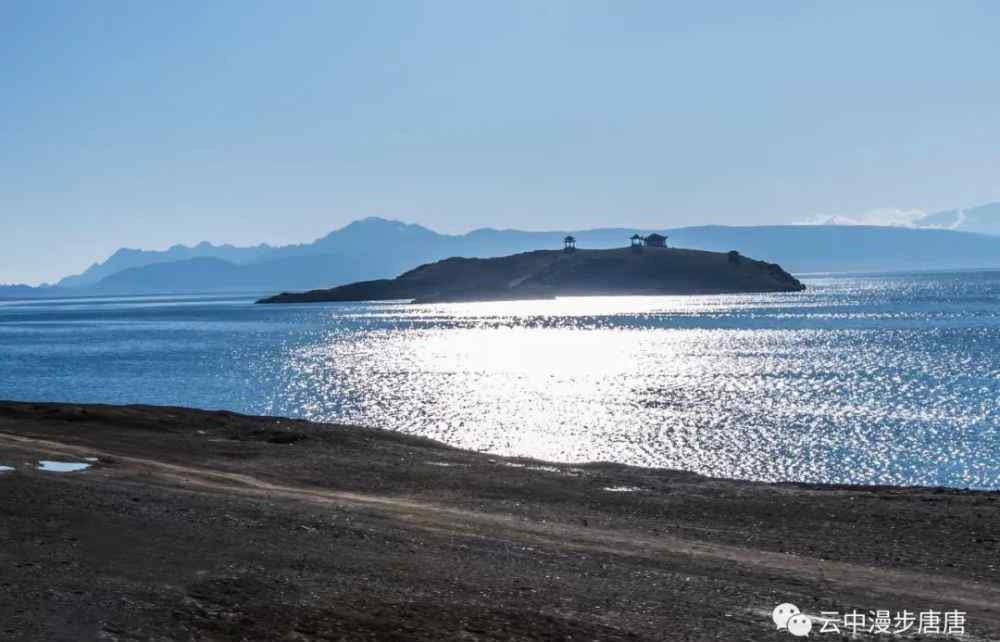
[1,401,997,641]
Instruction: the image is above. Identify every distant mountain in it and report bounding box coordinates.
[56,217,658,292]
[915,202,1000,236]
[49,201,1000,289]
[10,216,1000,299]
[92,258,247,292]
[92,253,378,293]
[73,218,658,294]
[57,241,283,288]
[667,225,1000,273]
[0,284,70,300]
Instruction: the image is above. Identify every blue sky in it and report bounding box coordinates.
[3,1,1000,284]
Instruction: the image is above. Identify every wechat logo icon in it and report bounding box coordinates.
[773,603,813,637]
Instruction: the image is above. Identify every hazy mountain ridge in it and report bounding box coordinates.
[92,253,379,294]
[56,241,284,288]
[915,202,1000,236]
[7,210,1000,299]
[0,283,72,300]
[51,218,690,293]
[50,218,665,296]
[667,225,1000,273]
[81,222,1000,295]
[52,200,1000,291]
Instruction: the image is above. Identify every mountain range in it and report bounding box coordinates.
[4,203,1000,299]
[913,202,1000,236]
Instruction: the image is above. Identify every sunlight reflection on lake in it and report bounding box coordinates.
[254,283,1000,488]
[3,273,1000,488]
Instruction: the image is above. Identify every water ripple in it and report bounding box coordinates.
[2,271,999,488]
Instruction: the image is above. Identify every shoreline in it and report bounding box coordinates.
[2,401,998,640]
[1,399,990,494]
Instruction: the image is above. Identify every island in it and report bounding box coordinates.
[257,245,805,304]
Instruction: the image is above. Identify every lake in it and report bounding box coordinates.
[2,270,999,488]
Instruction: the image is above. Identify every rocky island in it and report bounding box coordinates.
[257,245,805,304]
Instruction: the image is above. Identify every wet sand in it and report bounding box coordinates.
[1,401,998,640]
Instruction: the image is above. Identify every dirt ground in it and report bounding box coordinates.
[1,401,998,641]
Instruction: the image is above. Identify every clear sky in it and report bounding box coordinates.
[3,1,1000,284]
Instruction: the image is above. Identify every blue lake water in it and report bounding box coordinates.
[2,270,999,488]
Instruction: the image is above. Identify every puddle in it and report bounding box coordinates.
[425,461,459,467]
[0,465,14,473]
[603,486,642,493]
[84,457,99,462]
[37,461,92,473]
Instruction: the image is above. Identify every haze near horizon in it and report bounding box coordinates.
[4,1,1000,284]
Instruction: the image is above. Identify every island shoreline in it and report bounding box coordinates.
[257,246,806,305]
